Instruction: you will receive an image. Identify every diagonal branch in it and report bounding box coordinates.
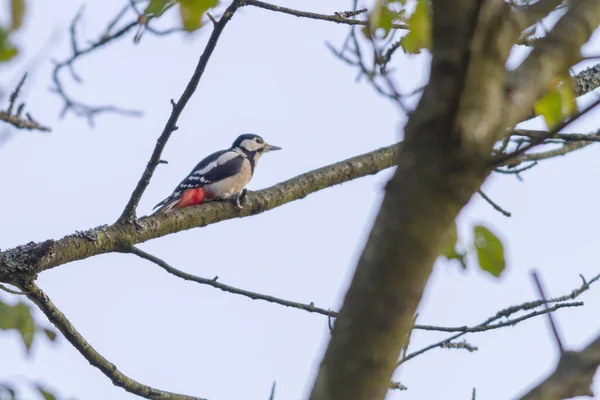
[124,245,338,317]
[0,143,399,282]
[519,333,600,400]
[18,280,207,400]
[118,1,242,223]
[125,246,600,342]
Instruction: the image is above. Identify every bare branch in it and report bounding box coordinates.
[51,2,183,124]
[400,302,582,366]
[0,283,24,295]
[477,190,511,217]
[532,271,565,353]
[124,245,337,317]
[240,0,407,29]
[51,6,142,125]
[19,280,207,400]
[519,335,600,399]
[0,74,50,132]
[118,1,242,223]
[399,273,600,366]
[513,128,600,143]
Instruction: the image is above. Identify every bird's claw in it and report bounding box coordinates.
[233,189,248,209]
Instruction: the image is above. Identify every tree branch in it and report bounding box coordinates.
[309,1,503,397]
[0,73,50,132]
[519,334,600,400]
[19,280,207,400]
[240,0,407,29]
[504,0,600,130]
[117,1,242,223]
[124,245,338,317]
[51,6,143,125]
[399,271,600,366]
[125,245,593,340]
[0,143,399,282]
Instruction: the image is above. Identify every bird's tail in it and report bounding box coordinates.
[151,196,181,215]
[151,188,206,215]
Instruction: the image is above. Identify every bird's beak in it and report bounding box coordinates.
[264,144,282,152]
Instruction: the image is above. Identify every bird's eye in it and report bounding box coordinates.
[255,138,264,144]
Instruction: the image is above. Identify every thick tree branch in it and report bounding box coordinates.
[0,143,398,283]
[519,333,600,400]
[19,280,206,400]
[309,1,506,398]
[118,1,242,223]
[504,0,600,130]
[308,0,600,398]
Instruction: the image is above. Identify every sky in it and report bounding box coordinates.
[1,1,600,399]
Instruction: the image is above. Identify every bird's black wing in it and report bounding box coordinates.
[153,150,244,210]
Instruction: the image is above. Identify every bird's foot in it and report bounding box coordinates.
[232,189,248,209]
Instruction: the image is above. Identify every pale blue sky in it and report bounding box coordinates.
[2,1,600,399]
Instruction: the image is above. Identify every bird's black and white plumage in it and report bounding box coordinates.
[152,134,281,214]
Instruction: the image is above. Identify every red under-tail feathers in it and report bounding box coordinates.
[153,188,206,214]
[176,188,206,208]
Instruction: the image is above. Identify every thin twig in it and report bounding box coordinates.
[124,245,337,316]
[51,1,183,124]
[513,128,600,143]
[240,0,407,29]
[51,6,142,125]
[398,302,581,366]
[19,280,207,400]
[0,74,50,132]
[532,271,565,353]
[492,95,600,167]
[0,283,25,295]
[125,246,599,340]
[118,1,242,223]
[397,273,600,366]
[477,190,512,217]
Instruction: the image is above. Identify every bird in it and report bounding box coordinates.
[152,133,281,214]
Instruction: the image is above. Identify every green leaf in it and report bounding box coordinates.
[440,222,467,269]
[534,77,577,129]
[0,28,18,62]
[14,302,35,352]
[10,0,26,31]
[35,385,57,400]
[399,0,431,54]
[473,225,505,277]
[0,300,36,352]
[144,0,169,17]
[179,0,219,32]
[43,328,58,342]
[364,0,405,38]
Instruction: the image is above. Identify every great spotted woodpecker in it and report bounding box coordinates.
[152,134,281,214]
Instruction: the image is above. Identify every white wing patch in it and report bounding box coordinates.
[186,175,208,182]
[194,151,239,175]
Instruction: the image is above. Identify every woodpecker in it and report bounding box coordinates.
[152,133,281,214]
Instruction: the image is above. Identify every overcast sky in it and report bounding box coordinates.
[2,1,600,399]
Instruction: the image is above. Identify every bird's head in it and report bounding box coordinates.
[231,134,282,156]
